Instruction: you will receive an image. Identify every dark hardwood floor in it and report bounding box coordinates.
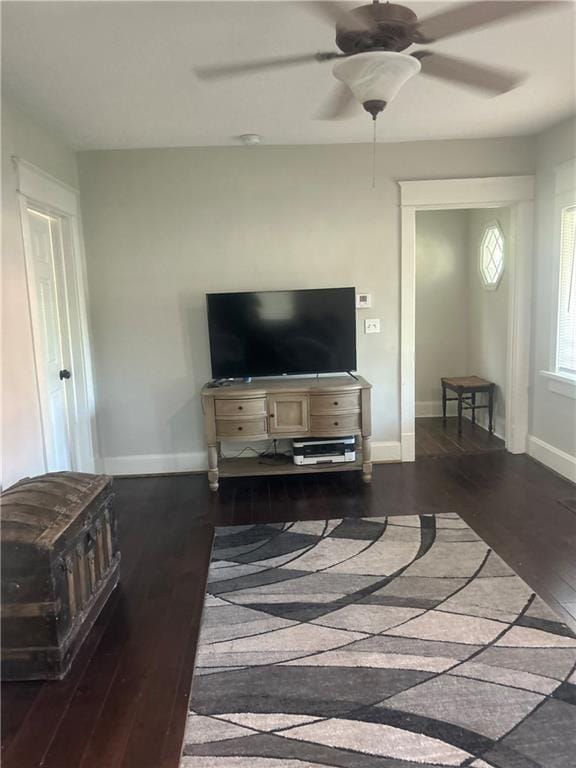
[2,453,575,768]
[416,416,506,458]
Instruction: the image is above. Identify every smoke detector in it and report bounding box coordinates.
[239,133,262,146]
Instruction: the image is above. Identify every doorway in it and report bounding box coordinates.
[414,208,509,459]
[399,176,535,462]
[17,158,96,474]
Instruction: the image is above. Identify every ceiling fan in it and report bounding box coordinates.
[195,0,555,121]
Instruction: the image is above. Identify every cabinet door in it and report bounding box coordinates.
[268,394,309,434]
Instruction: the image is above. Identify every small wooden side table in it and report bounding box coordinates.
[441,376,496,435]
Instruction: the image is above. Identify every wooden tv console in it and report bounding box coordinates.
[201,376,372,491]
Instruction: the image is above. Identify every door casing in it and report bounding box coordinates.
[399,175,535,461]
[16,157,97,474]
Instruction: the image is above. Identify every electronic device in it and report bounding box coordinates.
[292,436,356,466]
[206,287,356,379]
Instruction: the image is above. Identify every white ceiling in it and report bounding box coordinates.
[2,1,575,149]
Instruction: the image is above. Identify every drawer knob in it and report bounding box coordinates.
[333,401,339,406]
[238,426,243,431]
[238,405,243,410]
[334,421,339,426]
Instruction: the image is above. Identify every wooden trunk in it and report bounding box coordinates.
[1,472,120,681]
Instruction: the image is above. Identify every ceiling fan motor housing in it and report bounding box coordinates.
[363,100,387,119]
[336,2,419,54]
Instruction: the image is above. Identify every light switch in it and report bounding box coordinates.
[365,318,380,334]
[356,293,372,309]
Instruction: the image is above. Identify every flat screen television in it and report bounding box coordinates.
[207,287,356,378]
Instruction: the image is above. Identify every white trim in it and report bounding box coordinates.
[15,157,79,213]
[400,433,415,462]
[104,442,401,475]
[399,176,534,208]
[103,452,207,476]
[548,166,576,375]
[528,436,576,483]
[416,401,443,418]
[69,193,100,471]
[400,205,416,462]
[15,157,97,473]
[415,401,457,417]
[540,370,576,399]
[505,200,533,454]
[400,175,535,460]
[372,441,401,463]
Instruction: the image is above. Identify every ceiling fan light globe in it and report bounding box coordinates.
[332,51,421,106]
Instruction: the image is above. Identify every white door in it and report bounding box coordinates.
[27,208,73,471]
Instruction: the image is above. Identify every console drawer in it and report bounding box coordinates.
[215,398,266,418]
[310,413,361,434]
[216,418,268,439]
[310,393,360,414]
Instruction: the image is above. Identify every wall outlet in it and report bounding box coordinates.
[356,293,372,309]
[364,318,380,334]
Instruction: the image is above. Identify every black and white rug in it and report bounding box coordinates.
[182,514,576,767]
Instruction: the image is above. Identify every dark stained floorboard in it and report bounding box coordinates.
[2,453,575,768]
[416,416,506,458]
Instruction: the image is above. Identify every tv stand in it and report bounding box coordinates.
[201,375,372,491]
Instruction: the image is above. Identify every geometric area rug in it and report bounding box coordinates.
[181,515,576,767]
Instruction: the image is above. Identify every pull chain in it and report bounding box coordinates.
[371,117,377,189]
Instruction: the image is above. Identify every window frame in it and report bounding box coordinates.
[540,158,576,398]
[479,219,505,290]
[555,202,576,377]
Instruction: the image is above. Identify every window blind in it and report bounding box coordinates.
[557,204,576,375]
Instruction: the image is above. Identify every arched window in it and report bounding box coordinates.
[480,222,505,288]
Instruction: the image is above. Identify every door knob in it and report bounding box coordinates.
[59,369,71,380]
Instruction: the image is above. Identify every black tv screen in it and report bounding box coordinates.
[207,287,356,378]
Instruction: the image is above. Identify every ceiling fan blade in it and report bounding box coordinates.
[316,83,356,120]
[303,2,372,32]
[413,51,525,94]
[415,1,551,43]
[195,51,341,80]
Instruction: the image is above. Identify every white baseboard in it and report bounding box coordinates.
[103,451,207,476]
[416,401,456,417]
[528,436,576,483]
[401,433,415,462]
[372,441,402,463]
[103,441,402,475]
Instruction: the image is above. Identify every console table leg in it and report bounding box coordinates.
[362,437,372,484]
[208,445,219,492]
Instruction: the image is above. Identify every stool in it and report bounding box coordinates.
[441,376,496,435]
